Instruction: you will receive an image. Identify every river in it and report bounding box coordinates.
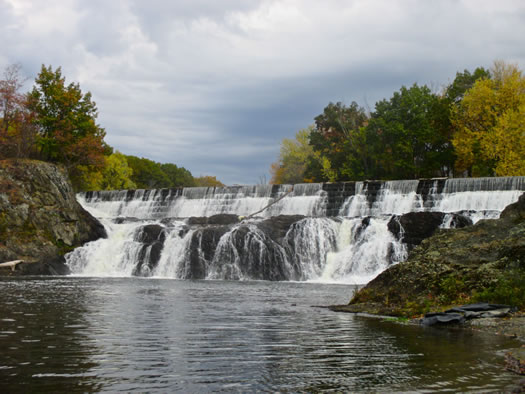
[0,277,520,392]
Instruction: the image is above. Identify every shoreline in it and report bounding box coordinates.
[327,304,525,388]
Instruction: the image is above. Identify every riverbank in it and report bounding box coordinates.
[335,193,524,318]
[328,192,525,386]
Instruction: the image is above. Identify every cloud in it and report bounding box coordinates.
[1,0,524,184]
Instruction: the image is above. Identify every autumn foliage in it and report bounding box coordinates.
[270,61,524,184]
[0,64,218,191]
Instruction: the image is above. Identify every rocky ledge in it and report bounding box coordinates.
[331,192,525,319]
[0,159,106,275]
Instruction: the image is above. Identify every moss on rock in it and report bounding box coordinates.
[340,193,525,317]
[0,159,106,275]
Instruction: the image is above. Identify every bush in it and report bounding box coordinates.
[473,269,525,309]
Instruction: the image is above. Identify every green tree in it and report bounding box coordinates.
[452,61,525,176]
[125,155,171,189]
[366,84,453,179]
[160,163,195,187]
[270,127,315,184]
[27,65,107,188]
[446,67,491,103]
[306,101,368,181]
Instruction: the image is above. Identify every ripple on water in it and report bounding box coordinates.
[0,277,520,392]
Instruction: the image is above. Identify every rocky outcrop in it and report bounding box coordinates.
[334,193,525,316]
[125,215,307,280]
[387,212,472,251]
[0,159,106,275]
[131,224,166,276]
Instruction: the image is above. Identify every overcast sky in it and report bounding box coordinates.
[2,0,524,184]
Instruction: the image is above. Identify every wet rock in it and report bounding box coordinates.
[184,226,231,279]
[114,217,141,224]
[177,215,308,280]
[505,348,525,375]
[387,211,472,251]
[134,224,166,244]
[421,312,465,326]
[132,224,166,276]
[186,214,240,226]
[349,193,525,317]
[255,215,306,243]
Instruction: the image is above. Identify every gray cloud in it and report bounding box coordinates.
[1,0,524,184]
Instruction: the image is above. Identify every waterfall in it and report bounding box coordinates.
[68,177,524,284]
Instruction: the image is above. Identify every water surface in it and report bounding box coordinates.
[0,277,519,392]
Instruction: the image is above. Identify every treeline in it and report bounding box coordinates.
[0,64,223,191]
[270,61,525,184]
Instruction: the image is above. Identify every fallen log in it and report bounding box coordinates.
[0,260,24,271]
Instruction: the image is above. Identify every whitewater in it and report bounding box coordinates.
[66,177,525,284]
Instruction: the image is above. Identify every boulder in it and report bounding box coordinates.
[388,211,472,250]
[345,193,525,316]
[131,224,166,276]
[0,159,106,275]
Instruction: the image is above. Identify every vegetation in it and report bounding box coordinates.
[452,61,525,176]
[0,63,223,191]
[194,176,225,187]
[270,61,524,183]
[472,269,525,309]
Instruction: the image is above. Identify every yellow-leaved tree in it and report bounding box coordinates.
[270,126,315,184]
[452,61,525,176]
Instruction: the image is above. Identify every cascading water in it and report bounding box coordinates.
[67,177,525,284]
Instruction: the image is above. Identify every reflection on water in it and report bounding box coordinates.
[0,277,520,392]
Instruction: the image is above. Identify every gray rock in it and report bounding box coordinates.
[0,159,106,275]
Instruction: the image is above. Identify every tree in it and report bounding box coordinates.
[194,176,224,187]
[366,84,453,179]
[306,101,369,181]
[446,67,491,103]
[160,163,195,187]
[125,155,171,189]
[0,64,25,136]
[452,61,525,176]
[27,65,107,187]
[270,127,315,184]
[0,64,37,159]
[99,152,136,190]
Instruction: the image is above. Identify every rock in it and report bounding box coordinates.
[501,193,525,222]
[174,215,307,280]
[131,224,166,276]
[186,214,240,226]
[348,192,525,316]
[421,312,465,326]
[256,215,306,244]
[184,226,231,279]
[0,159,106,275]
[445,303,512,313]
[505,348,525,375]
[387,211,472,250]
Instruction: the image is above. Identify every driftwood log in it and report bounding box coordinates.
[0,260,24,271]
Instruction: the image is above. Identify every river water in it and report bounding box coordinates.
[0,277,520,392]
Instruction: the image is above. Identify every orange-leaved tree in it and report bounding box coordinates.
[27,65,108,189]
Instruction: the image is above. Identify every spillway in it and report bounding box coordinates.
[66,176,525,284]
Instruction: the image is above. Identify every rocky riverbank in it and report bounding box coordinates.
[332,192,525,318]
[0,159,106,275]
[330,192,525,383]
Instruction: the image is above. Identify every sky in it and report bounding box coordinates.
[1,0,524,185]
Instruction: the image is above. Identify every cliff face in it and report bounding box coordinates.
[339,193,525,316]
[0,159,106,275]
